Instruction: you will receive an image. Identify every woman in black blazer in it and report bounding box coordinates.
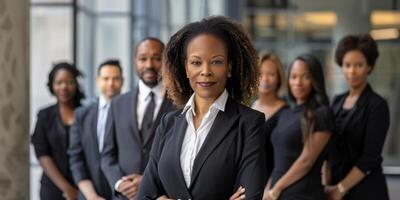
[325,34,390,200]
[137,16,266,200]
[31,63,85,200]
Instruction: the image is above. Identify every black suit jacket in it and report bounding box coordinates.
[329,84,389,199]
[137,98,267,200]
[101,89,176,193]
[31,104,78,199]
[68,101,113,200]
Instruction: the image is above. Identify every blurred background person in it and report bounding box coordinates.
[250,53,288,199]
[68,59,124,200]
[267,54,334,200]
[138,16,266,200]
[252,53,287,120]
[325,34,390,200]
[101,38,176,200]
[31,62,85,200]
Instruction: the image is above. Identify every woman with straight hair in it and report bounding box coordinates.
[252,53,287,120]
[250,53,288,199]
[266,54,334,200]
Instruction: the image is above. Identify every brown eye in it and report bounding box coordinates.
[191,60,201,66]
[211,60,223,65]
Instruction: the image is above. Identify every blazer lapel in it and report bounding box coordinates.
[90,102,100,154]
[336,84,372,135]
[142,97,172,147]
[170,113,192,196]
[54,106,68,151]
[128,88,142,142]
[332,93,347,116]
[189,98,240,189]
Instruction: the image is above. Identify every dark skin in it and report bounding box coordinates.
[267,61,331,200]
[38,69,78,200]
[324,50,370,200]
[157,34,245,200]
[135,40,163,88]
[116,39,164,200]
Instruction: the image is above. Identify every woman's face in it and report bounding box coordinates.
[52,69,77,104]
[342,50,370,89]
[289,60,313,104]
[185,34,230,102]
[258,59,280,95]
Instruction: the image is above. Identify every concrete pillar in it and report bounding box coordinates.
[0,0,29,199]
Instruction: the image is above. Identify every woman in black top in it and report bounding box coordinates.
[250,53,288,198]
[325,34,390,200]
[267,54,334,200]
[251,53,287,121]
[31,63,84,200]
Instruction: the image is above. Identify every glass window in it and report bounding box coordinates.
[30,6,73,123]
[32,0,71,3]
[96,0,130,13]
[95,17,131,92]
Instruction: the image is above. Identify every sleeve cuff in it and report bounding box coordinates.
[115,179,123,191]
[355,162,372,175]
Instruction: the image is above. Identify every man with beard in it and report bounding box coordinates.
[101,38,175,200]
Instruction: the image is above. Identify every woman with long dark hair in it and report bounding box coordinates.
[137,16,266,200]
[266,54,334,200]
[31,62,85,200]
[325,34,390,200]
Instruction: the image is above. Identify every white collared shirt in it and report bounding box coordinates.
[180,89,229,187]
[97,95,110,152]
[137,80,166,130]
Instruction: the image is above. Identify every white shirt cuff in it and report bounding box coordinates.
[114,179,123,191]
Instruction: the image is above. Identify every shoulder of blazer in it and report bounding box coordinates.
[112,90,136,104]
[37,104,58,120]
[235,100,265,122]
[332,92,347,106]
[157,109,184,138]
[360,84,388,109]
[74,101,98,118]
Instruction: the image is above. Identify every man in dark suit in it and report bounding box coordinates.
[69,59,124,200]
[101,37,176,200]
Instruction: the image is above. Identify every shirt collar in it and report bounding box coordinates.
[138,80,165,100]
[182,89,229,116]
[98,95,110,109]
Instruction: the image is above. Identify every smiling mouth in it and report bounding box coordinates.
[198,82,216,87]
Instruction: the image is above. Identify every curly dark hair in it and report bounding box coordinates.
[335,34,379,73]
[47,62,85,107]
[287,54,329,141]
[163,16,259,107]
